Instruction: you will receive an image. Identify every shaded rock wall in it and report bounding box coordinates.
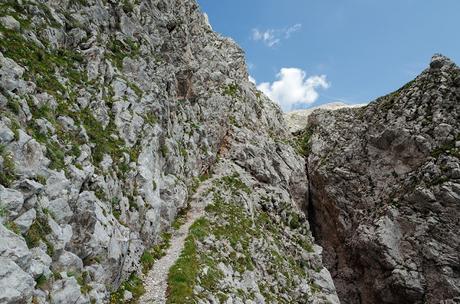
[302,55,460,304]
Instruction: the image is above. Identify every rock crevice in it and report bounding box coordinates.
[297,54,460,304]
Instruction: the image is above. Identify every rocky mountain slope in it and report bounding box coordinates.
[0,0,458,304]
[299,54,460,303]
[285,102,365,134]
[0,0,337,303]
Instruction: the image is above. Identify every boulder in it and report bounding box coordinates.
[0,257,35,304]
[0,16,20,31]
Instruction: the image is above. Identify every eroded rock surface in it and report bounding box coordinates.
[298,55,460,304]
[0,0,338,303]
[2,0,458,303]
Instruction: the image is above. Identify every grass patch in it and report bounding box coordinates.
[171,205,190,230]
[106,37,140,70]
[35,274,48,289]
[143,112,157,126]
[110,273,145,304]
[127,81,143,97]
[213,173,251,195]
[189,173,209,195]
[68,271,92,294]
[222,83,239,98]
[160,144,169,158]
[24,214,54,256]
[293,126,315,156]
[7,98,21,114]
[4,221,20,234]
[140,232,172,274]
[0,149,16,187]
[166,218,209,304]
[193,188,311,301]
[0,24,87,96]
[431,139,460,159]
[0,204,7,217]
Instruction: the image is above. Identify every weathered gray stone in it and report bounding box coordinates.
[0,16,20,31]
[0,185,24,217]
[28,247,52,279]
[0,223,31,268]
[0,120,15,144]
[53,251,83,273]
[13,179,44,199]
[0,52,25,93]
[293,54,460,303]
[48,197,73,223]
[0,257,35,304]
[13,208,36,233]
[9,130,48,177]
[50,275,89,304]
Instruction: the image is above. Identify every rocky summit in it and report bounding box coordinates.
[0,1,458,304]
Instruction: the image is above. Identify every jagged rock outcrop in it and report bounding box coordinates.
[298,55,460,304]
[0,0,338,303]
[285,102,365,134]
[3,0,457,303]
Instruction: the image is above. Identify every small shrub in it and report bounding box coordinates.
[223,83,239,97]
[35,175,47,185]
[294,127,315,156]
[4,221,20,234]
[289,213,301,230]
[122,0,135,13]
[7,99,21,114]
[0,150,16,187]
[160,144,169,158]
[35,274,48,289]
[24,215,54,256]
[220,173,251,194]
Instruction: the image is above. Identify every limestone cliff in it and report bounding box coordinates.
[298,54,460,304]
[0,0,459,304]
[0,0,337,303]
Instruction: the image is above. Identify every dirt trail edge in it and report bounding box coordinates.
[139,180,212,304]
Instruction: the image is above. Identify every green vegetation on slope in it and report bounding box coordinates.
[167,174,314,303]
[110,273,145,304]
[167,218,208,303]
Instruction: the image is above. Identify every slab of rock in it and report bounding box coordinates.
[50,275,89,304]
[0,223,30,268]
[304,54,460,303]
[13,208,36,233]
[0,16,20,31]
[0,257,35,304]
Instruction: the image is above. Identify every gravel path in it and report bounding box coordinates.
[139,181,212,304]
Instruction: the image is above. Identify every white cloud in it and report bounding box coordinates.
[248,76,256,84]
[251,24,302,47]
[256,68,330,111]
[285,23,302,38]
[252,29,280,47]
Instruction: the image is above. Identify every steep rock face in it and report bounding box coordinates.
[303,55,460,303]
[0,0,338,303]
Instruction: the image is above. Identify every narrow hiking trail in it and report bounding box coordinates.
[139,180,212,304]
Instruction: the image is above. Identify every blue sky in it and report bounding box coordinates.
[197,0,460,111]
